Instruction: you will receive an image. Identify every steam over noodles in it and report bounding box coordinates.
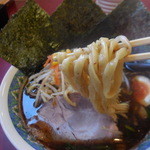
[27,35,132,120]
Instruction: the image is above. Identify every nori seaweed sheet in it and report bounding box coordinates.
[0,0,106,75]
[47,0,106,44]
[0,0,51,74]
[0,0,149,75]
[76,0,150,53]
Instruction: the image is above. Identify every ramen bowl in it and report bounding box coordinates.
[0,66,150,150]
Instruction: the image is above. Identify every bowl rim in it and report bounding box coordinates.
[0,66,34,150]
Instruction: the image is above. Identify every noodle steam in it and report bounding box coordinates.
[27,36,132,120]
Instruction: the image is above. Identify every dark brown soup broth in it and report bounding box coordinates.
[19,69,150,150]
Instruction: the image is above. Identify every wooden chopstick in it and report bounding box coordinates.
[123,36,150,62]
[125,52,150,62]
[130,37,150,47]
[69,37,150,62]
[119,37,150,48]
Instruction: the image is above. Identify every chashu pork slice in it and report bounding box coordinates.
[28,93,121,142]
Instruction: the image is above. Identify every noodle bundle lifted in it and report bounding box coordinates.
[0,0,149,149]
[27,36,132,120]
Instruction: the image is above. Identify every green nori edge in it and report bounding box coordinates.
[0,0,106,75]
